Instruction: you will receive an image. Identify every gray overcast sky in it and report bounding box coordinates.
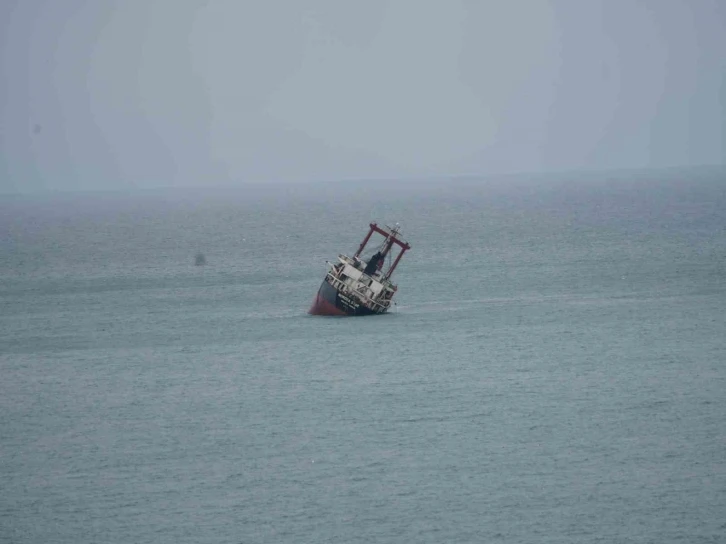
[1,0,724,192]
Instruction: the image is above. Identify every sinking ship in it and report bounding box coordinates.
[308,222,411,316]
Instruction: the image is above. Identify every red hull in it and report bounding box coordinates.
[308,291,347,316]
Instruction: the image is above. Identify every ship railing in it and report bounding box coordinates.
[325,272,390,311]
[334,255,393,287]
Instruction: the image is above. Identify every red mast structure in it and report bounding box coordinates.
[354,222,410,279]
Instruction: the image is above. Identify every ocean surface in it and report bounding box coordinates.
[1,170,725,543]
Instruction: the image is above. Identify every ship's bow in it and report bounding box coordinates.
[308,279,347,316]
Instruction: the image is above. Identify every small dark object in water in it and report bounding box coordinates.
[195,253,206,266]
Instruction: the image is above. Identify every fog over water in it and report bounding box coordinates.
[2,4,726,542]
[1,1,725,193]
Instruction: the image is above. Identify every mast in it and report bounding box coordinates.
[354,222,410,278]
[381,223,410,279]
[354,223,377,258]
[384,245,408,280]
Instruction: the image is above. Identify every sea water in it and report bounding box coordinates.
[1,170,725,543]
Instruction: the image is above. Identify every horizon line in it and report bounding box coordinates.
[2,163,724,197]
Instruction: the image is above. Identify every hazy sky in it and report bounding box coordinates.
[1,0,724,192]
